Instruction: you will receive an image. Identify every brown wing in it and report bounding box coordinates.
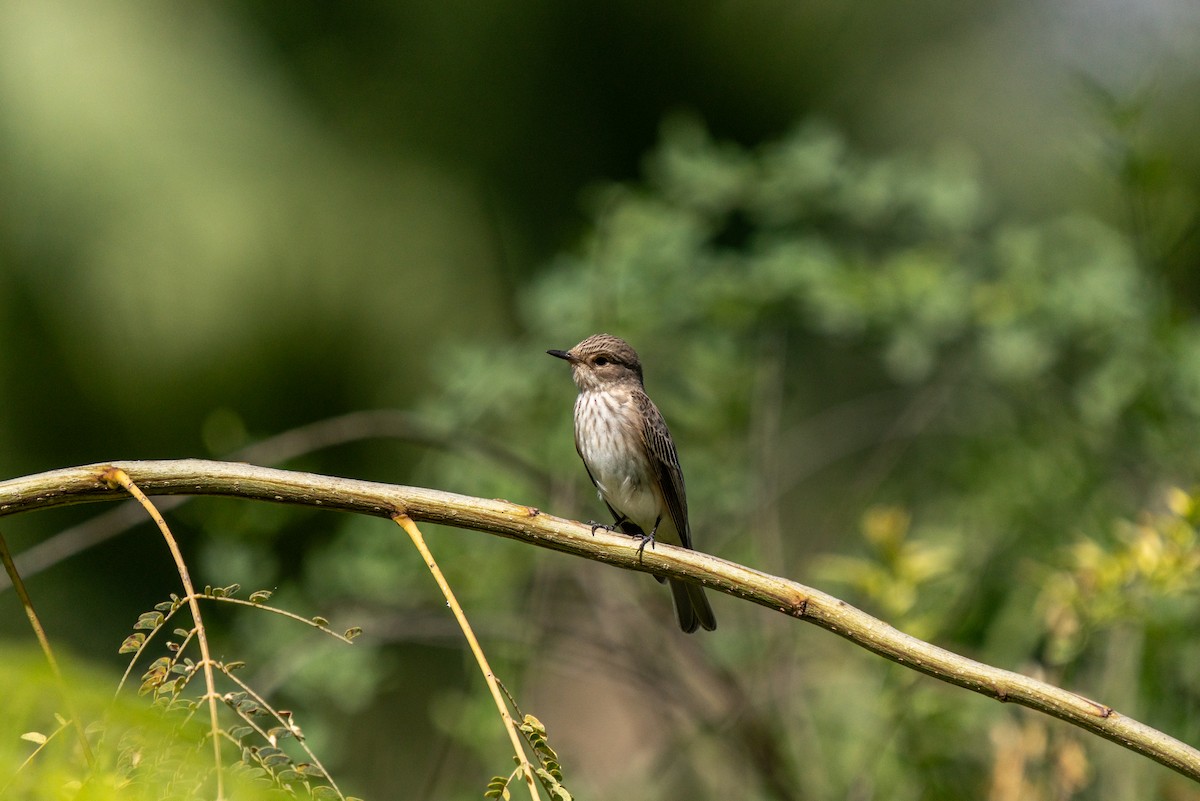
[635,390,692,549]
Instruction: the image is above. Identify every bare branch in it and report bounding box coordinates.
[1,459,1198,783]
[0,409,552,589]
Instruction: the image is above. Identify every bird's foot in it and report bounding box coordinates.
[634,531,657,561]
[587,520,618,536]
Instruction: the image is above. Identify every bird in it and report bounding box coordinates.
[547,333,717,632]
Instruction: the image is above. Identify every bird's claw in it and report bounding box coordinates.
[587,517,657,561]
[634,532,657,561]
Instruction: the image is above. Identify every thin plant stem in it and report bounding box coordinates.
[0,529,95,768]
[101,467,226,801]
[393,513,539,800]
[219,669,346,801]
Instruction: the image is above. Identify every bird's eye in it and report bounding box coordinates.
[594,356,610,367]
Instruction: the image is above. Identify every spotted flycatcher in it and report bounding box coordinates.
[548,334,717,632]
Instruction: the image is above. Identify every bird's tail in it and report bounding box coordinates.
[668,579,717,633]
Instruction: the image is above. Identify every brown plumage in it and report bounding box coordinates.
[548,334,717,632]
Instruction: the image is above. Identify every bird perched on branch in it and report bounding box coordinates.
[548,334,716,633]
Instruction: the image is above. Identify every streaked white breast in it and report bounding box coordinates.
[574,390,662,532]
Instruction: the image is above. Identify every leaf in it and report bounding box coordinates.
[257,747,289,767]
[248,590,273,603]
[20,732,47,745]
[311,616,329,627]
[119,633,146,653]
[534,768,572,800]
[344,626,363,641]
[134,611,164,630]
[143,657,170,677]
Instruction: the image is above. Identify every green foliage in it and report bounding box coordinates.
[97,586,360,800]
[414,116,1200,799]
[1040,487,1200,668]
[428,116,1199,548]
[816,505,959,640]
[0,651,264,800]
[519,715,568,796]
[485,716,571,801]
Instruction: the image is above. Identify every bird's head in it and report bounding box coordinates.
[547,333,645,391]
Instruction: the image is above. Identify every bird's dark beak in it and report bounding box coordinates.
[547,349,575,363]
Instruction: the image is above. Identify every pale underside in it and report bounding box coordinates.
[573,390,683,547]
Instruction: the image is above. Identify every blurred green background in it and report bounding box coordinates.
[3,1,1200,799]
